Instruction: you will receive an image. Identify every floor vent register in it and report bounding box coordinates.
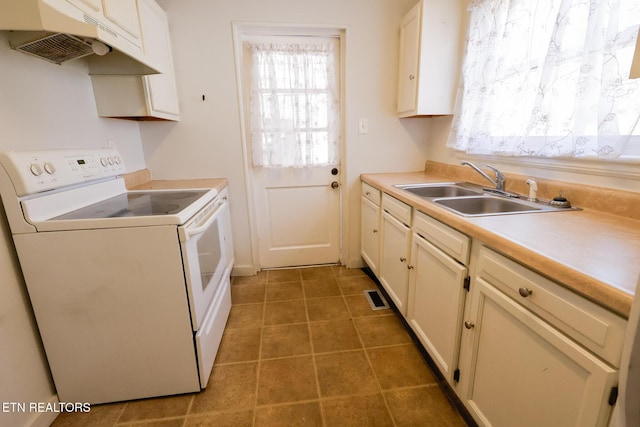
[364,289,390,311]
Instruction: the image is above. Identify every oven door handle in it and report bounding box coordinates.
[185,200,224,239]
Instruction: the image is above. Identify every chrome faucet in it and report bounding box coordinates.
[461,161,506,191]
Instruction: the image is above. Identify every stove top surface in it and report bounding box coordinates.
[51,190,209,220]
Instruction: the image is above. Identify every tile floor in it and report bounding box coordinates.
[52,266,468,426]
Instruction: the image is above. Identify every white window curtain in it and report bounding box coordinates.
[448,0,640,159]
[246,38,340,168]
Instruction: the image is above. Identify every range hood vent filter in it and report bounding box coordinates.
[13,33,94,64]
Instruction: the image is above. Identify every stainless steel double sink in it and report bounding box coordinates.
[394,182,576,217]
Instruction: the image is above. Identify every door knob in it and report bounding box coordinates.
[331,168,339,175]
[464,321,475,329]
[331,181,340,189]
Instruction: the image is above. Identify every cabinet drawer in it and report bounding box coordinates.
[477,246,627,367]
[361,182,381,205]
[382,193,412,226]
[413,211,470,265]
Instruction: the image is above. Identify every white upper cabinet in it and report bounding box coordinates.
[90,0,180,121]
[397,0,464,117]
[102,0,141,40]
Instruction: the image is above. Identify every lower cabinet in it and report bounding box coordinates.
[379,208,411,315]
[361,183,382,275]
[359,182,625,427]
[407,211,470,385]
[457,246,625,427]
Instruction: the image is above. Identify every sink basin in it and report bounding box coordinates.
[396,183,482,198]
[435,196,545,216]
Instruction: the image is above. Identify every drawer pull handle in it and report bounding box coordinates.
[518,287,533,298]
[400,257,406,262]
[365,191,371,196]
[407,265,414,270]
[464,321,475,329]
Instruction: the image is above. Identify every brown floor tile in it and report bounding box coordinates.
[184,410,253,427]
[344,294,391,317]
[354,314,412,348]
[118,419,185,426]
[310,319,362,354]
[385,386,467,426]
[261,323,312,359]
[52,402,126,426]
[191,362,258,414]
[303,277,342,298]
[306,296,351,322]
[267,269,302,283]
[117,394,192,422]
[337,276,378,295]
[266,281,304,301]
[367,344,436,389]
[232,272,267,285]
[315,350,378,398]
[322,393,394,427]
[332,266,366,277]
[301,266,335,280]
[231,283,266,304]
[215,328,262,364]
[254,402,322,426]
[226,303,264,330]
[264,300,307,325]
[257,356,318,405]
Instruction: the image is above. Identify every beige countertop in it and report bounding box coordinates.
[123,169,228,193]
[361,170,640,318]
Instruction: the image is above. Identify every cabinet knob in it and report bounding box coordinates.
[400,257,406,262]
[372,229,378,234]
[409,74,415,80]
[365,191,371,196]
[518,287,533,298]
[464,321,475,329]
[407,265,414,270]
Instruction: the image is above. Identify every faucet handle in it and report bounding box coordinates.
[486,165,506,190]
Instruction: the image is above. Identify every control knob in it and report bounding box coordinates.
[29,163,43,176]
[43,162,56,174]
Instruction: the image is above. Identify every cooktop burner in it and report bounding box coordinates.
[51,190,209,220]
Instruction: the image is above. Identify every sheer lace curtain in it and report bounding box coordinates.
[246,38,340,168]
[448,0,640,159]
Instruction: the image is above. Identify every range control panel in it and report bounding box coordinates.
[0,148,126,197]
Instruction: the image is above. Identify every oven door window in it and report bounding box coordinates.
[181,201,227,331]
[197,223,222,292]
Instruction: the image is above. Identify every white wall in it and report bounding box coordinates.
[0,32,146,427]
[142,0,431,271]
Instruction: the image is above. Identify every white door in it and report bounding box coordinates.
[242,34,342,269]
[253,166,340,268]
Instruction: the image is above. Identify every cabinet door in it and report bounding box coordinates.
[379,210,411,315]
[67,0,103,13]
[139,0,180,117]
[407,233,467,384]
[102,0,141,39]
[397,1,421,114]
[361,196,381,275]
[462,278,617,427]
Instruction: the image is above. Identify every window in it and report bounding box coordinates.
[245,37,340,168]
[448,0,640,160]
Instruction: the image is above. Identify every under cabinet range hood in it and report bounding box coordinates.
[0,0,161,75]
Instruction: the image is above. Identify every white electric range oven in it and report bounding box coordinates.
[0,148,233,404]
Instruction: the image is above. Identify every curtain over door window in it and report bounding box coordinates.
[245,37,341,168]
